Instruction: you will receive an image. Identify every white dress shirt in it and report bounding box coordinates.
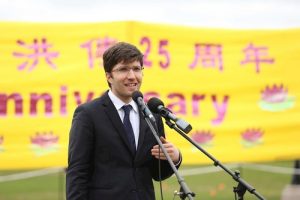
[108,90,140,149]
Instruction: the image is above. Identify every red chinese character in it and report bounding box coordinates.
[189,43,223,71]
[80,37,117,68]
[240,43,274,73]
[13,38,59,71]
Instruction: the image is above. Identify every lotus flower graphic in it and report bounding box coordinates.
[0,135,4,152]
[30,131,59,156]
[241,128,264,147]
[259,84,295,112]
[191,130,214,146]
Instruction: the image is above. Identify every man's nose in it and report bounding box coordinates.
[126,69,136,77]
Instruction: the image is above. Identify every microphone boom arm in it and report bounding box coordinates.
[163,119,265,200]
[142,113,195,200]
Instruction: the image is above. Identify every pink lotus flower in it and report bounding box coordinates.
[241,128,263,142]
[31,131,59,148]
[261,84,288,103]
[192,130,214,144]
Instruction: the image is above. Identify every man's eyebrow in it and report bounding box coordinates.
[118,65,141,68]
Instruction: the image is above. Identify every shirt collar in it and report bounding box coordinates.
[108,90,138,113]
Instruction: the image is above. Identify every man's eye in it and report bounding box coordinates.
[119,68,128,72]
[133,67,141,71]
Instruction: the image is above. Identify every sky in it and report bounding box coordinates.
[0,0,299,29]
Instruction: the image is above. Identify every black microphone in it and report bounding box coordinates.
[132,91,156,123]
[148,97,192,134]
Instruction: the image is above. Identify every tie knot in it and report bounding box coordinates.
[122,105,132,115]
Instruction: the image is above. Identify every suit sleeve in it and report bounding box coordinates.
[66,105,94,200]
[150,115,182,181]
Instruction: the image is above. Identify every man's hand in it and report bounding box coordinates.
[151,136,180,163]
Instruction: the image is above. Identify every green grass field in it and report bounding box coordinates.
[0,160,296,200]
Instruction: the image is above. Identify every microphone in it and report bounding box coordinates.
[148,97,192,134]
[132,91,156,123]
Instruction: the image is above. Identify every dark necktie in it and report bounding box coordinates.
[122,105,136,154]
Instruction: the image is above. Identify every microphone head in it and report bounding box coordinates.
[132,91,143,103]
[148,97,164,113]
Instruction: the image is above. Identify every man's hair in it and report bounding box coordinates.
[103,42,143,73]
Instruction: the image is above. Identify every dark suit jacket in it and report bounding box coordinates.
[66,91,180,200]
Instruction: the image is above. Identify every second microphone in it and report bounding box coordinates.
[147,97,192,134]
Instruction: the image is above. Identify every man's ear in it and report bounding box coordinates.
[106,72,112,83]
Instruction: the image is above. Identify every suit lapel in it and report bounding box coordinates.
[136,112,146,157]
[102,92,135,156]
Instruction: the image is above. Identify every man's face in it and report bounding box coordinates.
[106,60,143,103]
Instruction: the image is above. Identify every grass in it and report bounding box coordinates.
[155,162,292,200]
[0,171,64,200]
[0,160,296,200]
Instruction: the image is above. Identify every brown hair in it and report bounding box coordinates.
[103,42,143,73]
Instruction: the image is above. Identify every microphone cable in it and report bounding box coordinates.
[158,147,164,200]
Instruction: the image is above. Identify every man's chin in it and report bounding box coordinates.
[128,88,139,94]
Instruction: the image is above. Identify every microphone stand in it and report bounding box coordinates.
[164,119,265,200]
[143,116,195,200]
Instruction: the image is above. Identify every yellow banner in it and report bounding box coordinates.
[0,21,300,169]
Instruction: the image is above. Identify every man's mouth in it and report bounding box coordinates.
[125,83,138,87]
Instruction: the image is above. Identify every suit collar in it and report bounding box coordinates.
[107,90,138,113]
